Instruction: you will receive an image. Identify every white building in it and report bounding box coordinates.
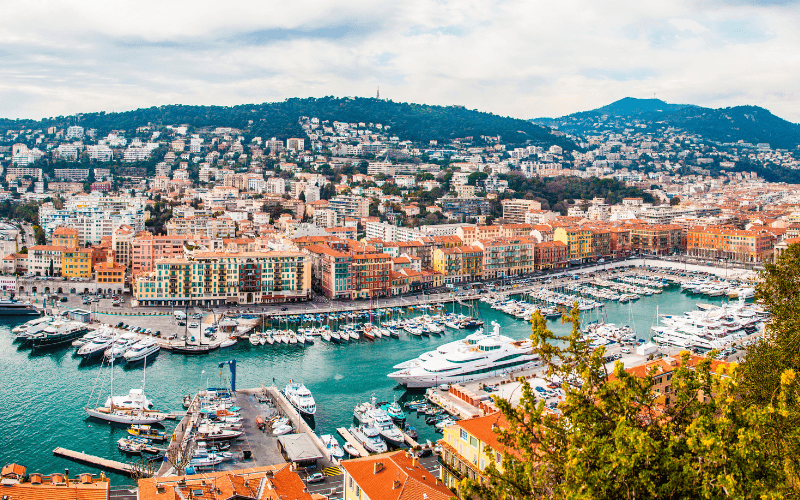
[66,126,85,139]
[266,177,286,195]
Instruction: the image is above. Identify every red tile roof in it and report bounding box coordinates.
[342,451,454,500]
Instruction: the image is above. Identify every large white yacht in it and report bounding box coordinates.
[284,381,316,415]
[388,321,540,389]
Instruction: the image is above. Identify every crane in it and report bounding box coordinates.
[218,359,237,392]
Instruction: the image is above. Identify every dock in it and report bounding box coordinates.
[402,432,419,448]
[53,447,138,476]
[265,386,333,465]
[336,428,369,458]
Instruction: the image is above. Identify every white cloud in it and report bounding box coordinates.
[0,0,798,121]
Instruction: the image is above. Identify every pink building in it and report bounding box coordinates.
[131,232,208,276]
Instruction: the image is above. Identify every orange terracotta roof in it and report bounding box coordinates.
[341,451,453,500]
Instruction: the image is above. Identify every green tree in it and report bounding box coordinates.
[465,305,799,499]
[670,196,681,206]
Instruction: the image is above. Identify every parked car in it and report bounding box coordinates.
[306,473,325,484]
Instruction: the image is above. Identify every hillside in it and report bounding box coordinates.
[533,97,800,149]
[0,97,575,150]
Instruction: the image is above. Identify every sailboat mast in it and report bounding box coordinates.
[109,356,114,411]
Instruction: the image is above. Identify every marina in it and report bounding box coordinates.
[0,264,763,487]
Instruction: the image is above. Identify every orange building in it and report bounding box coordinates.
[686,225,774,262]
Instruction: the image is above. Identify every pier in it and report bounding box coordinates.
[264,386,333,465]
[53,448,138,476]
[335,428,369,457]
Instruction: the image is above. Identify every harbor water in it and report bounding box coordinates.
[0,285,732,486]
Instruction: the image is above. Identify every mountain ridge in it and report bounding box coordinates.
[532,97,800,149]
[0,97,576,150]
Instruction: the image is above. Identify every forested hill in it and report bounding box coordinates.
[533,97,800,149]
[0,97,576,149]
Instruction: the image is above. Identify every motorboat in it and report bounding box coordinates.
[272,424,293,436]
[127,424,168,441]
[321,434,344,459]
[343,442,361,457]
[104,333,139,361]
[284,381,316,415]
[196,423,243,441]
[349,424,387,454]
[123,339,160,363]
[381,401,405,421]
[117,437,149,454]
[78,335,116,359]
[219,337,237,348]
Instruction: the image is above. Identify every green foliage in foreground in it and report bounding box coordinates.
[464,298,800,499]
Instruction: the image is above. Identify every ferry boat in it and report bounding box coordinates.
[388,321,540,389]
[284,381,317,415]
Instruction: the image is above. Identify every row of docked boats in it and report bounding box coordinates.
[481,296,561,321]
[404,400,458,432]
[74,328,161,362]
[650,299,767,350]
[679,279,755,299]
[248,329,316,345]
[350,397,409,453]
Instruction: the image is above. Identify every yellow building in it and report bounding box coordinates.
[432,246,483,284]
[52,226,79,249]
[440,413,512,495]
[553,226,592,262]
[134,251,311,306]
[62,248,92,278]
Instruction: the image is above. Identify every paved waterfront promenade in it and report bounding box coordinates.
[20,258,758,321]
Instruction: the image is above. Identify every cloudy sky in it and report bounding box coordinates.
[1,0,799,121]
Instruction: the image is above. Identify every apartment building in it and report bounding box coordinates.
[313,208,338,228]
[629,224,684,256]
[134,251,311,306]
[432,246,483,284]
[165,217,236,238]
[341,451,454,500]
[112,224,135,268]
[52,226,79,249]
[306,244,353,299]
[39,201,146,245]
[440,413,511,495]
[553,226,593,262]
[501,199,542,223]
[686,225,774,262]
[27,245,67,276]
[474,237,535,279]
[62,248,92,279]
[351,253,392,298]
[131,233,202,275]
[329,195,371,219]
[534,240,568,269]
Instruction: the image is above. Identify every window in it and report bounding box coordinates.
[460,429,468,441]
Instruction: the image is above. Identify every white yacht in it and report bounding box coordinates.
[388,321,539,389]
[349,424,388,454]
[284,381,316,415]
[123,338,161,363]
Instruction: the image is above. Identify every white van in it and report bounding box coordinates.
[174,310,187,321]
[620,346,631,354]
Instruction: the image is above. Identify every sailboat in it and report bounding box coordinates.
[172,306,213,355]
[85,355,166,425]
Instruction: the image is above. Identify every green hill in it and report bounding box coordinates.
[0,97,575,149]
[533,97,800,149]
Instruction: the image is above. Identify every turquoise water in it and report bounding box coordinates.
[0,286,731,486]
